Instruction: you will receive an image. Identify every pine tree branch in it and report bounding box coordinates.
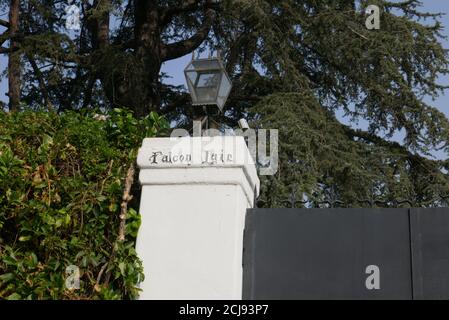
[161,1,216,62]
[343,126,445,169]
[161,0,201,27]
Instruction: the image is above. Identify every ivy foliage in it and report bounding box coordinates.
[0,109,168,299]
[253,93,449,208]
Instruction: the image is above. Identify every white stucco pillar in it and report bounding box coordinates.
[135,136,259,300]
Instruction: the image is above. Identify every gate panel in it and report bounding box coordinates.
[410,208,449,300]
[243,208,412,300]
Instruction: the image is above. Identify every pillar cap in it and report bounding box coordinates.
[137,136,260,205]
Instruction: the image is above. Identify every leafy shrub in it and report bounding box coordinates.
[0,109,168,299]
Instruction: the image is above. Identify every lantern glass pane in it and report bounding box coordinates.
[186,70,197,84]
[196,72,220,88]
[216,74,232,109]
[192,59,221,70]
[195,86,218,103]
[186,71,198,86]
[184,57,232,109]
[196,88,217,103]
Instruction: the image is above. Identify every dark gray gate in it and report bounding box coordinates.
[243,208,449,300]
[410,208,449,299]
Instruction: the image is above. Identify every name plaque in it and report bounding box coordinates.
[137,136,255,169]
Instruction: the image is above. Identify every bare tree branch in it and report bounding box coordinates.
[118,163,135,241]
[26,54,54,111]
[82,75,96,109]
[103,162,135,287]
[0,47,14,54]
[0,19,10,28]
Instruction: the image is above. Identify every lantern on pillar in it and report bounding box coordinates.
[184,53,232,112]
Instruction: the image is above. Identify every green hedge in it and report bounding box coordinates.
[0,109,168,299]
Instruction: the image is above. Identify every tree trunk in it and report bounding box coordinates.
[8,0,20,111]
[96,48,162,119]
[91,0,215,118]
[127,0,163,117]
[92,0,162,117]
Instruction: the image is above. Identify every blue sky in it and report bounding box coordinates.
[0,1,448,157]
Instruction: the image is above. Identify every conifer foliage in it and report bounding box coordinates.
[253,93,449,208]
[0,1,447,154]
